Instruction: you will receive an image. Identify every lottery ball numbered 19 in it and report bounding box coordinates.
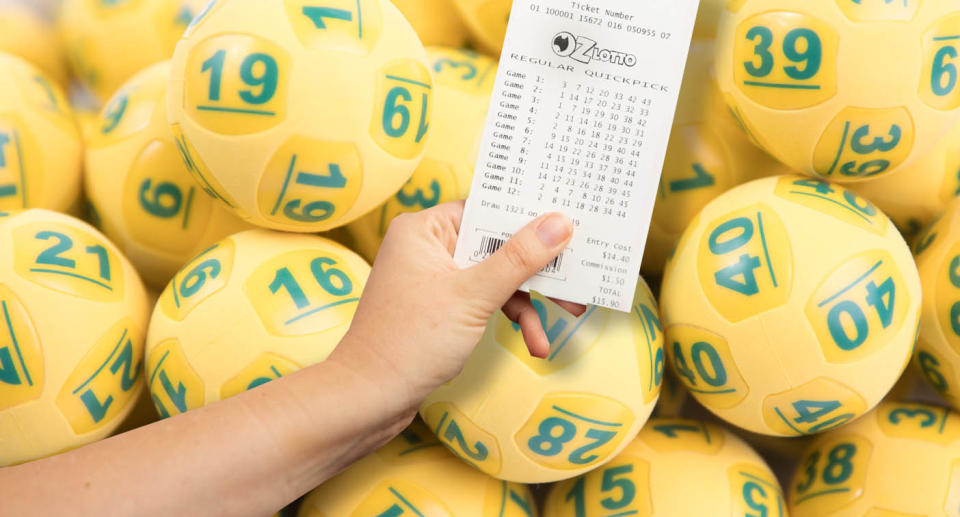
[0,210,149,466]
[167,0,432,232]
[716,0,960,182]
[661,176,921,437]
[420,278,664,483]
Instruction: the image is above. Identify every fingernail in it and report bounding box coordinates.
[537,214,572,247]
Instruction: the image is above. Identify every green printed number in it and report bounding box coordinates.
[888,407,938,428]
[564,465,636,517]
[932,44,958,97]
[672,341,727,390]
[35,231,111,283]
[826,276,894,351]
[383,86,429,142]
[527,417,616,465]
[179,259,221,298]
[101,93,128,134]
[790,399,853,433]
[919,351,949,393]
[795,443,857,494]
[709,217,762,296]
[139,179,190,219]
[669,163,715,193]
[745,26,822,80]
[0,132,15,200]
[791,179,878,217]
[79,335,141,423]
[434,57,478,79]
[395,180,441,209]
[279,161,347,223]
[202,50,278,105]
[269,257,354,312]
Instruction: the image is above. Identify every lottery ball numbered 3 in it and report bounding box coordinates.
[661,176,921,437]
[167,0,432,232]
[0,210,150,466]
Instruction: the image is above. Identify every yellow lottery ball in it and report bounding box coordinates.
[544,418,785,517]
[452,0,509,55]
[347,47,496,261]
[392,0,470,48]
[0,53,82,213]
[144,230,370,417]
[420,278,664,483]
[58,0,208,101]
[85,61,253,289]
[912,198,960,409]
[643,38,788,275]
[167,0,431,233]
[0,4,69,85]
[788,401,960,515]
[298,420,538,517]
[661,175,920,437]
[0,209,149,466]
[850,121,960,242]
[716,0,960,182]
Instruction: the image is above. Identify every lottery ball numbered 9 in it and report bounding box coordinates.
[0,53,82,213]
[0,210,150,466]
[144,230,370,417]
[298,420,538,517]
[347,47,496,262]
[420,278,664,483]
[545,419,786,516]
[788,402,960,516]
[85,61,253,289]
[58,0,209,101]
[661,176,920,437]
[167,0,432,232]
[716,0,960,182]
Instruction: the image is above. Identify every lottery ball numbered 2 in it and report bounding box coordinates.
[145,230,370,417]
[716,0,960,182]
[788,402,960,516]
[661,176,920,437]
[420,278,664,483]
[167,0,432,232]
[0,210,150,466]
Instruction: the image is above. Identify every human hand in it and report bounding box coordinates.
[330,201,580,411]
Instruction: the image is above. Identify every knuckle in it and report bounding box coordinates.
[501,239,536,272]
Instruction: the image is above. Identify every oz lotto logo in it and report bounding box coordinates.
[551,32,637,67]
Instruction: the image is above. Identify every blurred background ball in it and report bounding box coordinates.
[451,0,509,56]
[298,420,538,517]
[0,3,69,85]
[347,47,495,262]
[420,279,664,483]
[788,402,960,515]
[642,37,788,276]
[716,0,960,182]
[0,52,83,213]
[661,176,920,436]
[85,61,252,289]
[850,121,960,243]
[58,0,208,101]
[913,198,960,409]
[0,209,149,465]
[145,230,370,417]
[544,418,785,516]
[391,0,470,48]
[167,0,431,233]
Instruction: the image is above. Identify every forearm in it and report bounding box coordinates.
[0,333,413,517]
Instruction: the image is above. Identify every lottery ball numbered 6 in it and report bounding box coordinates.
[420,278,664,483]
[167,0,432,232]
[716,0,960,182]
[144,230,370,417]
[661,176,921,437]
[0,210,150,466]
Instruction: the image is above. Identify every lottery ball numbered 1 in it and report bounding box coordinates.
[85,61,253,289]
[661,176,921,437]
[298,420,538,517]
[347,47,496,262]
[544,418,786,516]
[716,0,960,182]
[788,402,960,515]
[167,0,432,232]
[913,198,960,408]
[420,278,664,483]
[145,230,370,417]
[0,53,82,213]
[58,0,209,101]
[0,210,150,466]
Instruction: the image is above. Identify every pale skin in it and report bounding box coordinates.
[0,202,580,517]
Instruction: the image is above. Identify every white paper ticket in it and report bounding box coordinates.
[455,0,701,311]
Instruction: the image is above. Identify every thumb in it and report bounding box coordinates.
[463,213,573,305]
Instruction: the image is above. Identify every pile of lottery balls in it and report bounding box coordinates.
[1,0,960,514]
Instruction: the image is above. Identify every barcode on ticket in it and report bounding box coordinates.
[477,236,564,275]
